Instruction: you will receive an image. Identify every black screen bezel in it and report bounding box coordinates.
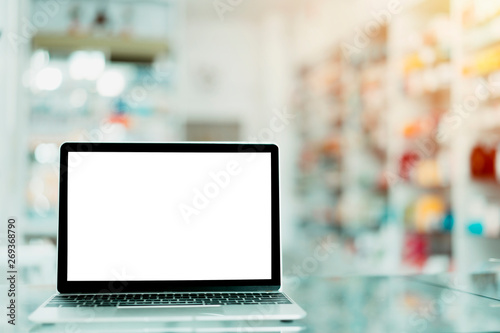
[57,142,280,293]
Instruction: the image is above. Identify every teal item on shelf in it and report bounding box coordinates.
[468,222,483,235]
[442,212,454,231]
[114,97,129,114]
[133,106,153,116]
[377,204,395,226]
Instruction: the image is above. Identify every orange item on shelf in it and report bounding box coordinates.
[109,114,131,128]
[462,64,473,77]
[322,137,341,155]
[402,116,437,139]
[422,31,437,46]
[462,2,475,28]
[402,122,422,138]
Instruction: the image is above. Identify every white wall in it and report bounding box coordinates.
[175,17,264,139]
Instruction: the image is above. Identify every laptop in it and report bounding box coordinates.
[29,142,306,323]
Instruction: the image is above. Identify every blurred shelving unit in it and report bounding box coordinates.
[339,24,398,273]
[451,0,500,272]
[24,0,183,242]
[294,49,344,228]
[14,0,500,277]
[294,0,460,274]
[341,24,389,233]
[294,27,401,274]
[388,0,453,272]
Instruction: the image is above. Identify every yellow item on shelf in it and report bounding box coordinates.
[414,195,446,232]
[473,44,500,76]
[403,53,425,74]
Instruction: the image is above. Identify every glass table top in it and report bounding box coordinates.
[2,274,500,332]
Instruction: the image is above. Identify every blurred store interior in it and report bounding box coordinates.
[3,0,500,287]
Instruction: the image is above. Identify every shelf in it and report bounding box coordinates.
[24,218,57,239]
[408,0,450,15]
[469,178,500,187]
[32,33,169,63]
[464,35,500,53]
[397,182,450,191]
[463,9,500,30]
[405,229,451,236]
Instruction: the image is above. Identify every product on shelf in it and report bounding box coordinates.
[398,150,420,181]
[414,194,446,232]
[413,149,450,188]
[401,15,452,97]
[415,159,442,187]
[403,232,428,269]
[467,196,500,238]
[470,143,496,181]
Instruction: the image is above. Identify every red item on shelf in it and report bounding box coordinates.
[399,150,420,181]
[470,144,496,181]
[403,233,428,269]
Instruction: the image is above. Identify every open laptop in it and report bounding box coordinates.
[29,142,306,323]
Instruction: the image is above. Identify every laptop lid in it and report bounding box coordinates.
[57,142,281,293]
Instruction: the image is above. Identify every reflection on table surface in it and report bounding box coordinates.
[413,271,500,301]
[1,274,500,332]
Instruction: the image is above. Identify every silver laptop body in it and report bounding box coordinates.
[29,142,306,323]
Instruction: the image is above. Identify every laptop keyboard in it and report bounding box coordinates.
[47,292,292,307]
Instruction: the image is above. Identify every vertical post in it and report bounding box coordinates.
[0,0,30,245]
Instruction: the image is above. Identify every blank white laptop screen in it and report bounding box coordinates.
[67,152,272,281]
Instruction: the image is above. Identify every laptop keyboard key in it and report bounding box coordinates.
[47,292,292,307]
